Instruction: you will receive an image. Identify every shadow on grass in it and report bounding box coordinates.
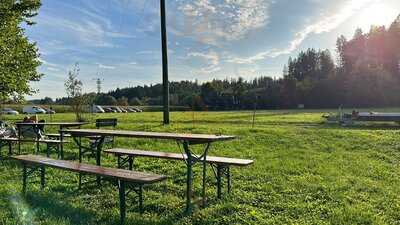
[319,122,400,131]
[26,192,98,225]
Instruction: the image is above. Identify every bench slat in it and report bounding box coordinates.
[104,148,254,166]
[0,138,67,144]
[46,133,72,137]
[12,155,166,184]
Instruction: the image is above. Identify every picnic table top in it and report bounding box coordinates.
[61,129,236,143]
[12,155,166,184]
[16,122,88,126]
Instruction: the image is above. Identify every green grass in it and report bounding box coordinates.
[1,110,400,225]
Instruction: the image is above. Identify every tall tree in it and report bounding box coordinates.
[0,0,42,102]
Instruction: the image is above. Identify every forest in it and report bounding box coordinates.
[47,15,400,110]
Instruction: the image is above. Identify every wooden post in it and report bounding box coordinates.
[160,0,170,125]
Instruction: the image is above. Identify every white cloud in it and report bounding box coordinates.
[46,67,60,72]
[188,50,221,73]
[136,50,154,55]
[37,12,135,48]
[227,0,377,64]
[176,0,272,45]
[97,63,116,69]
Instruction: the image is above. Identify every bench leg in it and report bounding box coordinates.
[118,180,126,225]
[78,137,83,189]
[40,166,45,190]
[57,144,61,159]
[36,141,40,155]
[202,154,207,207]
[183,142,193,214]
[216,165,223,199]
[117,155,134,170]
[227,167,231,194]
[22,163,27,194]
[8,142,12,155]
[214,165,231,198]
[117,155,121,168]
[128,156,134,171]
[46,144,50,157]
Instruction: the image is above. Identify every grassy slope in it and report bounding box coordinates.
[0,111,399,225]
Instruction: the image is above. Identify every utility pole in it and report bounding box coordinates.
[92,78,104,94]
[160,0,170,125]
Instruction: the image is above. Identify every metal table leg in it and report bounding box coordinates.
[60,126,64,159]
[73,135,105,186]
[182,141,211,213]
[95,137,105,185]
[183,141,193,213]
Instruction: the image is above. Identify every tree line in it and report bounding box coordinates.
[35,15,400,110]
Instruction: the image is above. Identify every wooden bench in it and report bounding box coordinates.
[0,137,67,158]
[11,154,166,224]
[85,118,118,149]
[104,148,253,199]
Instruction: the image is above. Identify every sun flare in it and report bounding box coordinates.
[356,3,398,31]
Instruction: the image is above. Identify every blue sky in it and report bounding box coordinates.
[26,0,400,99]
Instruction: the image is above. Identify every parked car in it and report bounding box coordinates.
[131,107,143,113]
[104,107,115,113]
[90,105,105,113]
[126,108,137,113]
[111,106,122,113]
[22,106,46,114]
[1,108,19,115]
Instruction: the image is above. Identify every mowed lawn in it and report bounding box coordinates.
[0,110,399,225]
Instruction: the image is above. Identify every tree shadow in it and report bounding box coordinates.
[319,122,400,131]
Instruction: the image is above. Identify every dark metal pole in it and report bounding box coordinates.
[160,0,170,125]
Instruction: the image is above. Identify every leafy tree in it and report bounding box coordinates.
[117,97,128,106]
[95,94,117,106]
[129,97,142,106]
[0,0,42,103]
[40,97,54,105]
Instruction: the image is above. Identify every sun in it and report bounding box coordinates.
[356,3,398,32]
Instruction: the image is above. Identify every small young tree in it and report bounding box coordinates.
[64,63,87,121]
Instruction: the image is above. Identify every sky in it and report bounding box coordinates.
[26,0,400,99]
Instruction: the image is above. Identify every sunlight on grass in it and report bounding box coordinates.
[1,110,400,224]
[8,194,36,225]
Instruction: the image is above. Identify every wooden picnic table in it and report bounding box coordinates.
[61,128,236,213]
[15,122,88,158]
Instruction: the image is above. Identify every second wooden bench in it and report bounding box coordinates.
[104,148,253,199]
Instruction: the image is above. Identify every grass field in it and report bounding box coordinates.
[0,110,399,225]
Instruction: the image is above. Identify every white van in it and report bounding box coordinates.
[23,106,46,114]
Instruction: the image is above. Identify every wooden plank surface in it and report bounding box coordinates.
[105,148,254,166]
[0,138,67,144]
[12,155,166,184]
[16,122,87,126]
[61,129,236,143]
